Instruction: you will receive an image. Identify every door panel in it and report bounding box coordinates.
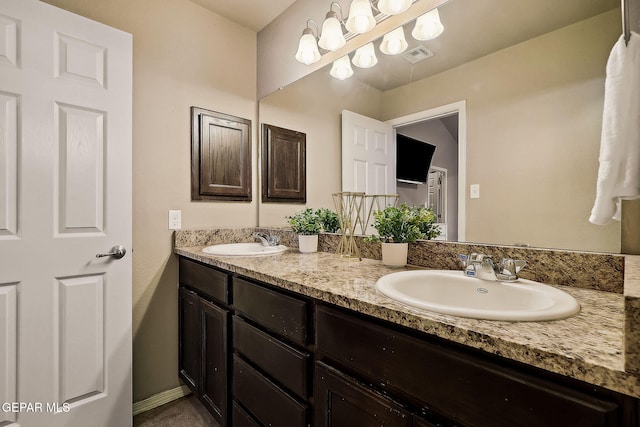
[0,1,132,426]
[0,92,18,237]
[0,283,17,425]
[56,103,105,234]
[341,109,395,195]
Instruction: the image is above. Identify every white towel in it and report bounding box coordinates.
[590,32,640,225]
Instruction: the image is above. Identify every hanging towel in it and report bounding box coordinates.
[590,32,640,225]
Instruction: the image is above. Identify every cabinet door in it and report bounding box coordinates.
[178,288,200,391]
[314,362,412,427]
[200,299,229,425]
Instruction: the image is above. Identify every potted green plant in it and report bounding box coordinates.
[287,208,322,253]
[317,208,340,234]
[368,204,440,266]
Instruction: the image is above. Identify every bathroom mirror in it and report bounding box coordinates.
[258,0,623,253]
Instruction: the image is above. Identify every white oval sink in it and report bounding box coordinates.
[376,270,580,321]
[202,243,287,256]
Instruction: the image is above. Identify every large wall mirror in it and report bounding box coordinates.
[258,0,622,253]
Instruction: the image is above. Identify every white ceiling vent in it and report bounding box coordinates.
[403,46,434,64]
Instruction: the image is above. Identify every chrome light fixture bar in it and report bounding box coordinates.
[294,0,445,80]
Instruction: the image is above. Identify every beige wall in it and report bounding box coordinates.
[259,69,383,226]
[382,10,620,252]
[42,0,258,402]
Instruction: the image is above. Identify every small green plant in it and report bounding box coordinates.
[367,204,440,243]
[317,208,340,233]
[287,208,322,235]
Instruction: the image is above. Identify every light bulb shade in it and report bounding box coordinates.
[319,13,346,51]
[380,27,408,55]
[352,42,378,68]
[330,55,354,80]
[378,0,412,15]
[412,8,444,41]
[295,30,321,65]
[345,0,376,34]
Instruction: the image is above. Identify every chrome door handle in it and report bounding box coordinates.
[96,245,127,259]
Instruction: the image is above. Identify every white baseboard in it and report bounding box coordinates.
[132,384,192,416]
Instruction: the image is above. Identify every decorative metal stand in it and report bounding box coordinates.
[332,192,399,261]
[332,192,365,260]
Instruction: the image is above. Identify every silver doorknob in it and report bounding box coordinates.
[96,245,127,259]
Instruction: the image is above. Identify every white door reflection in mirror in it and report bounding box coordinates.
[341,110,395,194]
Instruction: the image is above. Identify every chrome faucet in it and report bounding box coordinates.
[253,232,280,247]
[458,253,526,282]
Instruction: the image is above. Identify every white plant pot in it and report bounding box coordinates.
[298,234,319,253]
[381,242,408,267]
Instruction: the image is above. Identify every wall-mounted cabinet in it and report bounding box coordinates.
[191,107,252,201]
[261,124,306,203]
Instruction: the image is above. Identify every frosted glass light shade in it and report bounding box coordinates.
[345,0,376,34]
[330,55,354,80]
[412,8,444,41]
[380,27,408,55]
[319,12,346,51]
[295,30,321,65]
[352,42,378,68]
[378,0,412,15]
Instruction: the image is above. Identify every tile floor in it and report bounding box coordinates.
[133,394,217,427]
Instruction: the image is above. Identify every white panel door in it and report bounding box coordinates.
[341,110,396,195]
[0,1,132,426]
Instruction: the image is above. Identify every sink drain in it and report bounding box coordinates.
[476,287,489,294]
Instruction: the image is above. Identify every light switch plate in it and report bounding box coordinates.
[470,184,480,199]
[168,210,181,230]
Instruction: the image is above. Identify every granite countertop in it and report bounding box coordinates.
[175,246,640,398]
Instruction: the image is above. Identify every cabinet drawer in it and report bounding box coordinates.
[314,361,412,427]
[179,258,229,304]
[233,355,307,427]
[233,316,309,399]
[232,402,260,427]
[233,277,308,346]
[316,305,619,427]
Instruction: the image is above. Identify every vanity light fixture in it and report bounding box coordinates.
[379,26,408,55]
[352,42,378,68]
[345,0,376,34]
[377,0,412,16]
[295,20,321,65]
[318,2,347,51]
[412,8,444,41]
[330,55,354,80]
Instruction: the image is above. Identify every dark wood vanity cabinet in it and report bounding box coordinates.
[177,257,639,427]
[178,258,230,426]
[314,304,637,427]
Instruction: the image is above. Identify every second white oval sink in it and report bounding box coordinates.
[202,243,287,256]
[376,270,580,321]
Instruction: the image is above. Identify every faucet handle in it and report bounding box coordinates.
[499,258,526,275]
[266,235,280,246]
[458,254,469,268]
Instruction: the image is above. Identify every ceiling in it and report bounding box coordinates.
[190,0,621,92]
[189,0,297,31]
[349,0,621,91]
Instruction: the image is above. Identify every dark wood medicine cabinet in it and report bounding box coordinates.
[191,107,252,201]
[261,123,306,203]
